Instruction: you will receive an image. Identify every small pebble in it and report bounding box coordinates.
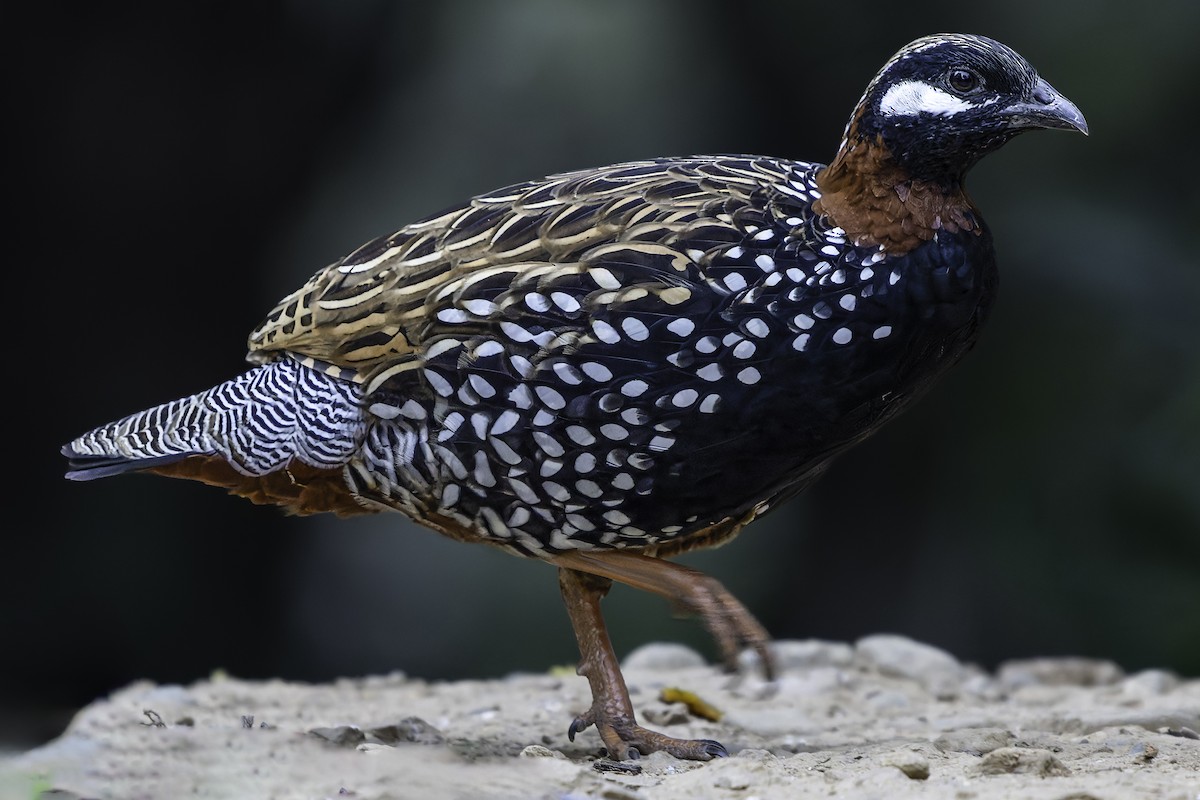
[643,702,691,726]
[519,744,566,759]
[934,728,1014,755]
[977,747,1071,777]
[1121,669,1180,696]
[308,726,366,747]
[996,657,1123,689]
[621,642,707,671]
[855,635,963,698]
[738,639,854,672]
[593,758,643,774]
[887,754,930,780]
[1130,742,1158,762]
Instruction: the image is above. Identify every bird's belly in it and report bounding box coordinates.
[354,317,987,559]
[352,232,995,558]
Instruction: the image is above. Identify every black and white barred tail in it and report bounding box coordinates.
[63,357,367,481]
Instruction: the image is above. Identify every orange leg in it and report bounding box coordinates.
[554,551,774,760]
[558,566,729,760]
[553,550,775,678]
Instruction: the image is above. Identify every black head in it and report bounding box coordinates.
[847,34,1088,182]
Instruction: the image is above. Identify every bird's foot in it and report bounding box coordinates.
[568,708,727,761]
[552,550,776,680]
[681,573,773,678]
[558,565,731,762]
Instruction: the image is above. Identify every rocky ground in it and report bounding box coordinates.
[3,635,1198,800]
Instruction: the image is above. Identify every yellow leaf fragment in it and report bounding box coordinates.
[659,687,722,721]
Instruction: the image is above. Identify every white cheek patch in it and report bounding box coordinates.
[879,80,974,117]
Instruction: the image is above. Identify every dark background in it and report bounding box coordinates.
[7,2,1198,750]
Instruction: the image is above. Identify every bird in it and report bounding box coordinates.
[63,33,1087,761]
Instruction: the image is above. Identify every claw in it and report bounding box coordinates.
[702,740,729,758]
[567,716,589,742]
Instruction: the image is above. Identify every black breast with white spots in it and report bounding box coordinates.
[342,157,996,558]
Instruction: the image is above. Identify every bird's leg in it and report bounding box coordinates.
[558,566,728,761]
[553,550,775,680]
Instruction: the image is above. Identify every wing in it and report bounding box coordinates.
[246,155,813,392]
[244,155,836,553]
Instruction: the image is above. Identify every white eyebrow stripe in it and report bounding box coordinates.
[879,80,992,117]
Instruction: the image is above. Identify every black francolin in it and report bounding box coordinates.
[64,33,1087,761]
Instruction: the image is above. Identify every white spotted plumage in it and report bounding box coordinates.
[65,33,1085,572]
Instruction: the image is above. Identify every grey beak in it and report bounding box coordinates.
[1005,77,1089,135]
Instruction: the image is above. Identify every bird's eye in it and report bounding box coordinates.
[948,68,980,94]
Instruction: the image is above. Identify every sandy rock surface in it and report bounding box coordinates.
[3,635,1198,800]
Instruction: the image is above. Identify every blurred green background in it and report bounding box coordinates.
[7,1,1198,750]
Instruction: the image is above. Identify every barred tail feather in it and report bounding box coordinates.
[63,358,367,482]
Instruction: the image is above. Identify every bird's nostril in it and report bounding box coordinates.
[1033,82,1056,105]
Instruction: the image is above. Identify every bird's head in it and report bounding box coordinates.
[842,33,1088,184]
